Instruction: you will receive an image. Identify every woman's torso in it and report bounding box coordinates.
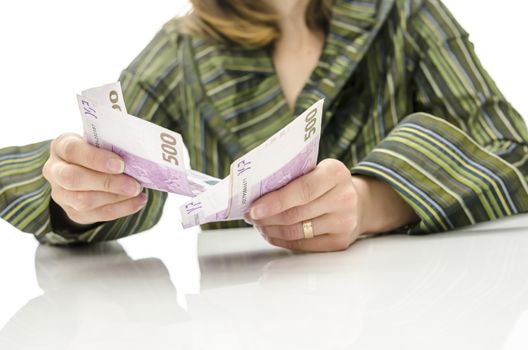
[127,0,421,229]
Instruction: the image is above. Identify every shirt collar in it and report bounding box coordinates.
[183,0,396,160]
[198,0,396,113]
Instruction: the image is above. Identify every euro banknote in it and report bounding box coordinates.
[77,82,323,228]
[77,82,219,196]
[179,98,324,228]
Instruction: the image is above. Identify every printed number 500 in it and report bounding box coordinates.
[160,132,179,165]
[304,108,317,141]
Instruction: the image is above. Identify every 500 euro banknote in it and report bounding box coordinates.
[77,82,219,197]
[180,99,324,228]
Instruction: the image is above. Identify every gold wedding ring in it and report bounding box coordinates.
[302,220,314,239]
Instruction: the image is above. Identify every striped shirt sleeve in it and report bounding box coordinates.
[0,27,182,245]
[351,0,528,234]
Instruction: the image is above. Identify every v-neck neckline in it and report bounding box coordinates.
[185,0,395,159]
[267,27,331,117]
[261,0,384,118]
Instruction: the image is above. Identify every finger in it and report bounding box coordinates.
[249,159,349,220]
[251,185,344,226]
[51,161,142,196]
[51,184,135,212]
[266,233,353,252]
[243,214,254,226]
[52,133,125,174]
[257,213,343,241]
[62,193,149,225]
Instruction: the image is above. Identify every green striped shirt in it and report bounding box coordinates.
[1,0,527,245]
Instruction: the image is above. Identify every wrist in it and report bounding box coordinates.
[350,175,376,234]
[351,175,419,235]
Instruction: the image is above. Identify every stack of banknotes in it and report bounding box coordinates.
[77,83,323,228]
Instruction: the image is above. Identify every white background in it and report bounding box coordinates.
[0,0,527,149]
[0,0,527,333]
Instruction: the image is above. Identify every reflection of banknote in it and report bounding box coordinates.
[77,82,219,196]
[180,99,324,228]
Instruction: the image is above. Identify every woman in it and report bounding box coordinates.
[1,0,527,251]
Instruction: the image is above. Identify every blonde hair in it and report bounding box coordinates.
[182,0,333,48]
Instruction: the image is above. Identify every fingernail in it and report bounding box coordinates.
[250,204,267,220]
[124,181,141,196]
[139,192,148,203]
[107,158,125,173]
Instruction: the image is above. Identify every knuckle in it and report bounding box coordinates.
[57,164,78,189]
[321,158,340,169]
[281,225,300,241]
[319,158,335,167]
[103,175,114,193]
[63,207,75,220]
[324,159,349,180]
[283,206,300,224]
[60,136,79,160]
[299,177,315,203]
[73,192,92,211]
[64,207,83,224]
[52,133,77,155]
[335,166,351,181]
[99,204,117,221]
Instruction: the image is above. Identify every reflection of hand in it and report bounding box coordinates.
[0,242,190,349]
[246,159,418,252]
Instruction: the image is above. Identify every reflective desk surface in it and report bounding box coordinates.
[1,200,528,349]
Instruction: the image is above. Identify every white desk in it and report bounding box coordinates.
[1,201,528,349]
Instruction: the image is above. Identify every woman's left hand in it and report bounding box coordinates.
[246,159,418,252]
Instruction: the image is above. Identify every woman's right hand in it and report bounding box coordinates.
[43,133,148,225]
